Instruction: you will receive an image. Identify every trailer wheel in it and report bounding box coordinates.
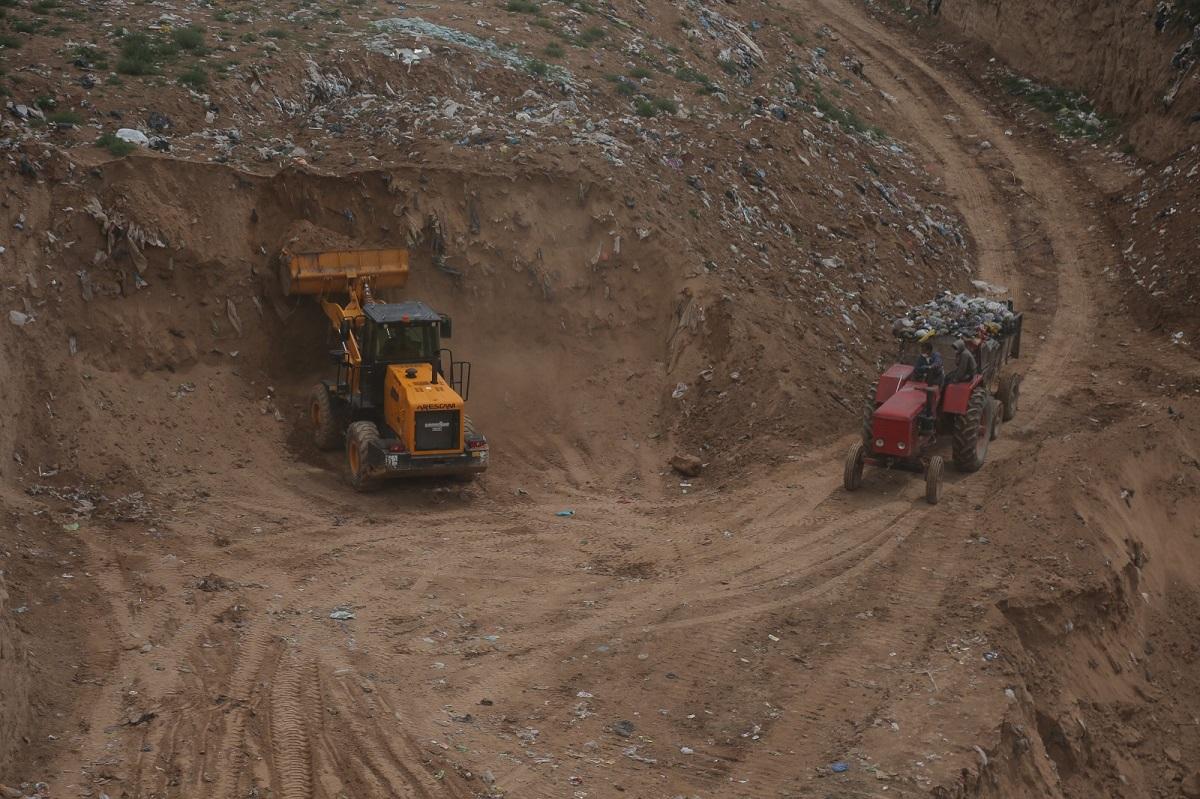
[311,384,342,451]
[861,382,879,446]
[844,441,866,491]
[952,385,993,473]
[925,455,944,505]
[998,373,1021,422]
[346,421,381,492]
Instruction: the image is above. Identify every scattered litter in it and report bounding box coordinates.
[555,510,575,517]
[830,761,849,773]
[9,310,31,327]
[612,719,635,738]
[330,609,356,620]
[62,522,80,532]
[115,128,150,147]
[671,383,689,400]
[983,651,1000,661]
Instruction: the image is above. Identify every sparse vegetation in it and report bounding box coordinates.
[171,25,205,51]
[543,41,563,58]
[117,31,176,75]
[178,65,208,89]
[264,28,288,38]
[47,109,82,125]
[97,132,135,157]
[526,58,549,76]
[1001,74,1111,139]
[576,25,605,44]
[506,0,541,13]
[630,65,652,80]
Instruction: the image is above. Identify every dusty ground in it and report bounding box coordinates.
[2,0,1200,798]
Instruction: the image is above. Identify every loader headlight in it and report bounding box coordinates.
[875,438,884,448]
[898,442,906,450]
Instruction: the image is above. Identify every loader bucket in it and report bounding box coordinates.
[280,248,410,296]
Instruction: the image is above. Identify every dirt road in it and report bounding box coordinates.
[11,2,1199,798]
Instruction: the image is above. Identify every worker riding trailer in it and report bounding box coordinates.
[844,297,1023,504]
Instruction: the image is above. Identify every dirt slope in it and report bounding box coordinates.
[1,1,1200,798]
[932,0,1200,160]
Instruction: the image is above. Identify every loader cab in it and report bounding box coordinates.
[360,301,448,363]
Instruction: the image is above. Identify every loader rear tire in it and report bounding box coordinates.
[311,384,342,451]
[952,386,994,473]
[844,441,865,492]
[998,373,1021,422]
[925,455,944,505]
[346,421,381,492]
[861,382,879,446]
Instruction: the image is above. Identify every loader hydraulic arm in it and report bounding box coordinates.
[278,248,411,372]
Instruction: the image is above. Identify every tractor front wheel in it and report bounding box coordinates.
[998,373,1021,422]
[844,441,865,491]
[311,384,342,451]
[925,455,944,504]
[346,421,382,492]
[952,386,995,473]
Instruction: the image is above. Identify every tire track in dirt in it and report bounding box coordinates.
[268,650,315,799]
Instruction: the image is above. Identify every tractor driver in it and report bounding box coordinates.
[948,339,978,383]
[914,341,943,425]
[914,341,943,384]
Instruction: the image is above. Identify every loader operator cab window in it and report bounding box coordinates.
[371,322,439,364]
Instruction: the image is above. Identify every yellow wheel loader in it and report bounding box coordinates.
[280,248,488,490]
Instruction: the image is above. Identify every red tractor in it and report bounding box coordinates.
[844,307,1023,504]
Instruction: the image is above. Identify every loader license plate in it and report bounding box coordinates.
[386,454,400,469]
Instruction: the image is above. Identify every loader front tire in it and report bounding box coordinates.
[952,386,994,473]
[311,384,342,451]
[346,421,381,492]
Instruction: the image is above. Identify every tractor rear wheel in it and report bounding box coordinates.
[925,455,944,505]
[998,373,1021,422]
[952,386,994,473]
[843,441,865,491]
[861,382,878,446]
[311,383,342,451]
[346,421,381,492]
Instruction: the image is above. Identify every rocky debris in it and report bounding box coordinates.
[669,454,704,477]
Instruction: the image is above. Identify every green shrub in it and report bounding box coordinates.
[526,58,549,76]
[630,65,651,79]
[652,96,676,114]
[634,98,655,117]
[97,132,135,157]
[117,32,167,74]
[577,25,605,43]
[264,27,288,38]
[48,109,82,125]
[543,41,563,58]
[506,0,540,13]
[178,65,207,89]
[172,26,204,50]
[0,34,18,49]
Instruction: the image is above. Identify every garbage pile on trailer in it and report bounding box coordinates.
[891,292,1018,342]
